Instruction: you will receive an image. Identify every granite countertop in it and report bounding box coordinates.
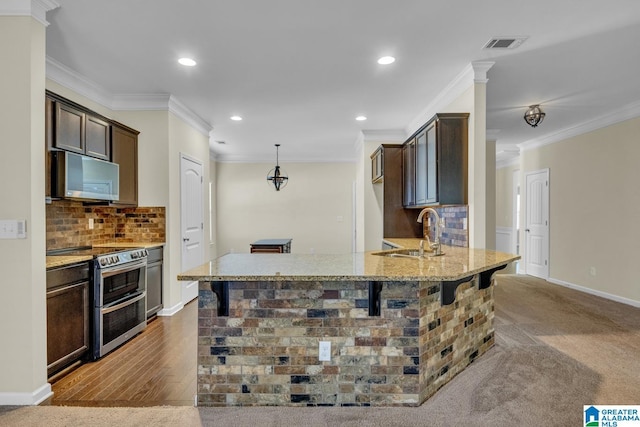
[46,242,165,269]
[46,255,94,269]
[178,244,519,282]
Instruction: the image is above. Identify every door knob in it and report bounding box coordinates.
[525,229,530,232]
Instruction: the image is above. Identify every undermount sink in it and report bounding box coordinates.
[372,249,444,259]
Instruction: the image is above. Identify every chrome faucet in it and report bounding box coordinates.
[417,208,444,256]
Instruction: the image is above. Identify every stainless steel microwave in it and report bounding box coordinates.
[51,151,119,201]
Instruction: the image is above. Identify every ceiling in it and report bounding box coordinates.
[44,0,640,164]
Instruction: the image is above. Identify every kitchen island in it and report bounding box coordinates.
[179,245,518,407]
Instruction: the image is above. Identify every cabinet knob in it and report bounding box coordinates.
[183,238,190,242]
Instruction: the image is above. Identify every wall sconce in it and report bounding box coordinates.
[266,144,288,191]
[524,105,545,127]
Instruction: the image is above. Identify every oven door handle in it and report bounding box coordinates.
[99,260,147,278]
[101,291,146,315]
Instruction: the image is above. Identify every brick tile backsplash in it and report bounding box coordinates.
[422,205,468,247]
[46,199,165,250]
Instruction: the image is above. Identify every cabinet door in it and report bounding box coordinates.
[85,115,110,160]
[146,261,163,318]
[111,125,138,206]
[425,122,438,204]
[402,138,416,207]
[47,281,90,376]
[45,97,54,198]
[415,129,427,205]
[54,102,85,154]
[371,146,383,183]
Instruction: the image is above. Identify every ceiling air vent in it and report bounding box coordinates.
[483,36,528,49]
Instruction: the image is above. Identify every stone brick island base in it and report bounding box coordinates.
[196,276,494,406]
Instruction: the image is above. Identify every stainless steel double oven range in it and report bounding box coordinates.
[48,246,148,360]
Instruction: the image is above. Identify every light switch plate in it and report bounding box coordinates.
[0,220,27,239]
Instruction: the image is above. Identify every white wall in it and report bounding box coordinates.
[216,162,355,254]
[519,116,640,304]
[496,163,519,229]
[0,16,50,404]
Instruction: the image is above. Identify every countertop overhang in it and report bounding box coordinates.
[178,244,520,282]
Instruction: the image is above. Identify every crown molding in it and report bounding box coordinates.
[406,61,495,136]
[213,154,357,164]
[46,56,212,136]
[0,0,59,26]
[361,129,406,143]
[496,156,520,169]
[353,131,365,157]
[167,96,213,136]
[46,56,115,108]
[519,99,640,152]
[472,61,495,84]
[111,93,171,110]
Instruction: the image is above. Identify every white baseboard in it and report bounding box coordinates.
[0,383,52,405]
[547,277,640,308]
[157,301,184,317]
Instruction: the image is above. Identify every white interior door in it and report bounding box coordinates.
[180,154,203,304]
[524,169,549,278]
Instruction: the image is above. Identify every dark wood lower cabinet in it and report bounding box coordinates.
[146,246,164,319]
[46,262,91,378]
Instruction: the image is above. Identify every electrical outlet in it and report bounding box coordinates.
[590,266,597,276]
[319,341,331,361]
[336,215,343,222]
[88,218,94,229]
[462,218,467,230]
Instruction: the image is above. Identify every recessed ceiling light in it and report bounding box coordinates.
[230,115,243,121]
[178,57,197,66]
[377,56,395,65]
[355,116,367,121]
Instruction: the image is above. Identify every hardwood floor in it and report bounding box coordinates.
[47,300,197,407]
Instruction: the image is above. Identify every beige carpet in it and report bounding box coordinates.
[2,274,639,426]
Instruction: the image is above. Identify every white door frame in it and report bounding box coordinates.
[524,168,550,278]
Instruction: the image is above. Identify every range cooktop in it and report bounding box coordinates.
[47,246,148,267]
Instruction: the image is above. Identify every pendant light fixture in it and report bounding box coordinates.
[266,144,288,191]
[523,105,546,127]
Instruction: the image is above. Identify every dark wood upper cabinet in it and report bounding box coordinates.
[372,144,422,238]
[45,91,139,206]
[54,102,85,155]
[49,92,110,161]
[370,146,384,183]
[403,113,468,207]
[402,138,416,207]
[111,124,139,206]
[85,115,110,160]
